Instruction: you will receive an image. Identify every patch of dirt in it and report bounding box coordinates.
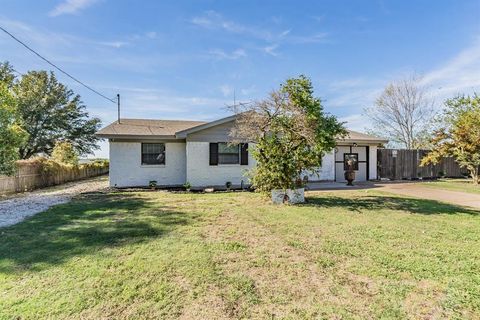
[178,285,230,320]
[403,280,449,319]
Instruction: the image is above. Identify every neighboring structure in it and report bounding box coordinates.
[96,115,388,188]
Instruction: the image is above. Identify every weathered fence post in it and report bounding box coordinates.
[0,160,109,194]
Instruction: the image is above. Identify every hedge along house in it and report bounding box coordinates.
[96,115,388,188]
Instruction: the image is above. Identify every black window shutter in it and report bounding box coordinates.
[209,143,218,165]
[240,143,249,165]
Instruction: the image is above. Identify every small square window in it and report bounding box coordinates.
[141,143,165,165]
[344,153,359,170]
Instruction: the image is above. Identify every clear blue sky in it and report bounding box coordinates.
[1,0,479,158]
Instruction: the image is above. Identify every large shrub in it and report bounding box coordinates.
[421,94,480,184]
[231,75,346,192]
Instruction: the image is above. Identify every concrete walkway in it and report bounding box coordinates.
[307,181,378,191]
[375,182,480,209]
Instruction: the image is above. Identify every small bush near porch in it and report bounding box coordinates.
[0,190,479,319]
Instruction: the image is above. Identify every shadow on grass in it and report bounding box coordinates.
[304,195,479,215]
[0,193,194,274]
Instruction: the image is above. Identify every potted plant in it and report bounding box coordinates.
[183,181,191,192]
[344,159,356,186]
[225,181,232,191]
[149,180,157,190]
[271,179,306,204]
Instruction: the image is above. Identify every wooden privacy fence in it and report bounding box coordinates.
[0,160,109,194]
[377,149,469,180]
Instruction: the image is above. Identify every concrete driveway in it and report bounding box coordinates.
[375,182,480,209]
[307,181,480,209]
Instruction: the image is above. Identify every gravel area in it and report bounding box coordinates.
[0,176,109,228]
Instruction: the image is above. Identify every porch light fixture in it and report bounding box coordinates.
[353,143,358,147]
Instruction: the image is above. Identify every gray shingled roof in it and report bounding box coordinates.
[96,118,387,143]
[96,119,207,137]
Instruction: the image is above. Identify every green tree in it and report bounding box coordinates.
[14,70,101,159]
[0,83,28,175]
[51,141,79,165]
[232,75,346,192]
[421,94,480,184]
[0,61,16,88]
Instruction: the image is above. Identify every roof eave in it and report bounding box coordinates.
[95,133,179,140]
[336,138,388,144]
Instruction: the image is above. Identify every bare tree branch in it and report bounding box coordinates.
[365,74,435,149]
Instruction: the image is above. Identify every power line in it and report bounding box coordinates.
[11,68,24,77]
[0,25,116,104]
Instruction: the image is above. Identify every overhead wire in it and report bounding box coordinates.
[0,25,116,104]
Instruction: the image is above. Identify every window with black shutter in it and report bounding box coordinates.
[141,143,165,165]
[210,143,248,165]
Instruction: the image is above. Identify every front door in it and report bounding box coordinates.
[335,145,369,182]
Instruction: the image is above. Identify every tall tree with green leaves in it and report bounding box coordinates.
[421,94,480,184]
[13,70,101,159]
[0,83,28,175]
[231,75,346,192]
[51,141,79,165]
[0,62,16,87]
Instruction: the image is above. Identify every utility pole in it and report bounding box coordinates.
[233,89,236,108]
[117,94,121,124]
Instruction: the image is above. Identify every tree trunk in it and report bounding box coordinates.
[471,167,479,185]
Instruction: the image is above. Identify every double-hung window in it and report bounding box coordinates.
[218,143,240,164]
[210,142,248,166]
[141,143,165,165]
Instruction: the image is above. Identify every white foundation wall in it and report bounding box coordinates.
[302,150,335,181]
[186,141,256,187]
[109,141,186,187]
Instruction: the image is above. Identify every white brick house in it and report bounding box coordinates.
[96,115,387,188]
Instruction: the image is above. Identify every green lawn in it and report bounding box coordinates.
[420,178,480,195]
[1,190,479,319]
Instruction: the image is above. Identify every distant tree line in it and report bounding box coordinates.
[0,61,101,175]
